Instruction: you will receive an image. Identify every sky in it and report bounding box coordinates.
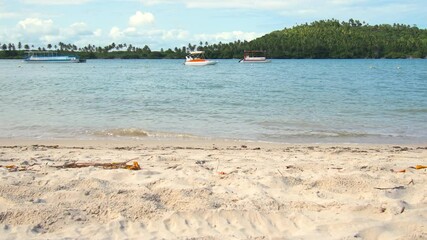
[1,0,426,50]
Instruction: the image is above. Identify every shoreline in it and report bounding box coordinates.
[0,138,427,150]
[1,137,427,149]
[1,137,426,239]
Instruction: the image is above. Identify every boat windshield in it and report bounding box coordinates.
[186,51,205,60]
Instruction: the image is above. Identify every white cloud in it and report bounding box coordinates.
[329,0,366,5]
[129,11,155,27]
[0,0,17,19]
[185,0,292,9]
[139,0,172,6]
[17,18,58,34]
[139,0,424,23]
[107,26,188,42]
[21,0,91,5]
[162,29,189,40]
[124,27,137,34]
[109,27,124,39]
[0,12,18,19]
[10,18,104,47]
[68,22,92,36]
[195,31,261,42]
[40,35,63,45]
[277,0,420,22]
[93,29,102,37]
[140,0,298,9]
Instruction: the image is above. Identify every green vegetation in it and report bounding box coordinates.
[248,19,427,59]
[1,19,427,59]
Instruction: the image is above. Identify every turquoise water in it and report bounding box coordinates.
[0,59,426,143]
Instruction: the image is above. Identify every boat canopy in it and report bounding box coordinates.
[188,51,205,55]
[243,50,267,56]
[244,50,267,53]
[25,50,79,58]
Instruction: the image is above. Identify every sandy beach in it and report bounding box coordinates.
[0,138,426,239]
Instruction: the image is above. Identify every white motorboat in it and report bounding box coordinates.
[239,50,271,63]
[184,51,217,66]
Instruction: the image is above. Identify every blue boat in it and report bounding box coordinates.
[24,51,86,63]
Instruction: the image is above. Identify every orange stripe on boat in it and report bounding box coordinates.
[188,59,207,62]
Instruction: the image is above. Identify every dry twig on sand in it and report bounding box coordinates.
[55,161,141,170]
[374,186,405,190]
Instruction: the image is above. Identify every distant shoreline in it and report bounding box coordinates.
[1,55,426,60]
[2,19,427,59]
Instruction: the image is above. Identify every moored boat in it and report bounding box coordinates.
[239,50,271,63]
[24,51,86,63]
[184,51,217,66]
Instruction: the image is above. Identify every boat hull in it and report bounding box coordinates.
[24,56,85,63]
[240,50,271,63]
[239,59,271,63]
[184,60,217,66]
[24,59,81,63]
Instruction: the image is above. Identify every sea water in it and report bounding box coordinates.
[0,59,426,143]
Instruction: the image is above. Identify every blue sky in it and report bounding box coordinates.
[1,0,426,50]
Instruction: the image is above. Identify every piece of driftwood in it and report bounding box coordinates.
[0,165,28,172]
[374,186,405,190]
[393,165,427,173]
[413,165,427,170]
[56,161,141,170]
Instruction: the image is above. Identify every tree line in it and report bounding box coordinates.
[1,19,427,59]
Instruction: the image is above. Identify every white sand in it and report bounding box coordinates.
[0,139,426,239]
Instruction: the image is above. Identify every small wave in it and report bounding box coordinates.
[145,131,199,139]
[91,128,199,139]
[261,130,375,139]
[93,128,149,137]
[257,130,405,144]
[306,130,372,138]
